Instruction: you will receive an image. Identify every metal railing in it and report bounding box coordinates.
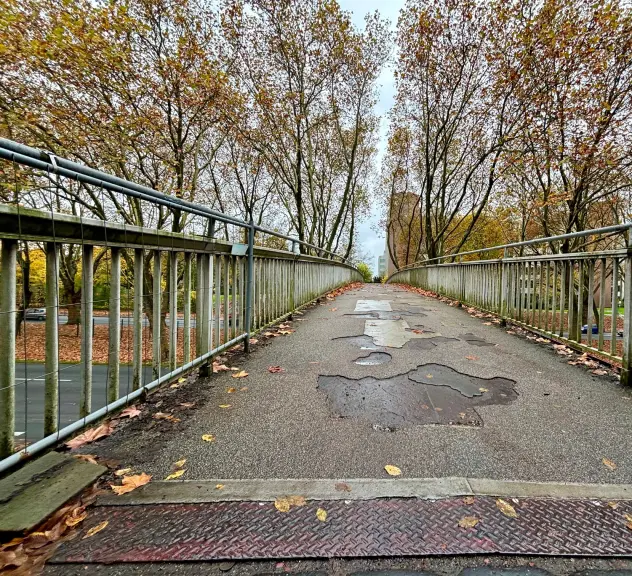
[388,224,632,387]
[0,139,361,471]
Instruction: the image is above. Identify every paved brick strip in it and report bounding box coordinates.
[52,496,632,563]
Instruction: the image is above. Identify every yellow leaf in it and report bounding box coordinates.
[215,484,225,490]
[173,459,186,468]
[603,458,617,470]
[227,387,237,393]
[165,469,186,481]
[202,434,215,442]
[178,378,186,383]
[115,468,132,476]
[479,387,489,392]
[316,508,327,522]
[384,464,402,476]
[219,404,232,409]
[83,520,108,539]
[65,508,88,527]
[110,473,152,495]
[240,387,248,391]
[232,370,248,379]
[463,496,475,505]
[426,374,433,379]
[458,516,479,528]
[608,501,619,509]
[496,498,518,518]
[274,497,291,512]
[287,495,306,506]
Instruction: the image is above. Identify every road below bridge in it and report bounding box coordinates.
[47,282,632,570]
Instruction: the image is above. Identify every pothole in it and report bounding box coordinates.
[459,333,496,347]
[354,352,392,366]
[317,363,517,430]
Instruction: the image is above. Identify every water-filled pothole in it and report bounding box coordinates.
[354,352,392,366]
[460,333,496,347]
[318,363,517,429]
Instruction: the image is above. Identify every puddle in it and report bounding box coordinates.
[354,352,391,366]
[333,334,383,350]
[318,363,517,429]
[460,333,496,347]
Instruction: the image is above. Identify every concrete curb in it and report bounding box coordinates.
[98,477,632,506]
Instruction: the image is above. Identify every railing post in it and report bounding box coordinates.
[44,242,59,434]
[244,220,255,353]
[169,251,178,371]
[80,244,94,417]
[183,252,192,365]
[108,247,121,403]
[132,248,143,391]
[499,248,508,326]
[152,251,161,381]
[0,240,16,458]
[621,226,632,387]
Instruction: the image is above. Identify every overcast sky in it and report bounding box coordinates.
[338,0,404,274]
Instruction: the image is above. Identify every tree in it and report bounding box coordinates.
[356,262,373,283]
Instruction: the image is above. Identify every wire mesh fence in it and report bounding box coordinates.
[0,139,361,470]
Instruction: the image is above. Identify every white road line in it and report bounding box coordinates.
[16,378,72,382]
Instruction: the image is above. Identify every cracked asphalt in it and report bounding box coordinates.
[79,283,632,483]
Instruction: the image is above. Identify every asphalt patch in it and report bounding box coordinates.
[354,352,392,366]
[332,334,383,350]
[460,332,496,347]
[318,364,517,429]
[404,336,458,350]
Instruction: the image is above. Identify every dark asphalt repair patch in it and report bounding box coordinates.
[318,364,517,429]
[460,333,496,347]
[404,336,458,350]
[354,352,392,366]
[333,334,384,350]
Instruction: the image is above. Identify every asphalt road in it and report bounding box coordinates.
[14,363,155,443]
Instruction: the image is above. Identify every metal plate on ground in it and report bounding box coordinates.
[53,497,632,562]
[355,300,392,312]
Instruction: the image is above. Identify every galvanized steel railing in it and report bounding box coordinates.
[388,224,632,387]
[0,139,361,470]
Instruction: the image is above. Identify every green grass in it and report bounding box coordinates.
[604,307,625,316]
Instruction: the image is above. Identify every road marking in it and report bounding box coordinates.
[16,378,72,382]
[14,432,25,437]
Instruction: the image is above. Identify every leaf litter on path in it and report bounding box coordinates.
[496,498,518,518]
[110,473,152,495]
[384,464,402,476]
[65,422,114,449]
[274,495,307,512]
[458,516,479,528]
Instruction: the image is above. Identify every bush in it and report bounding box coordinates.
[356,262,373,283]
[372,275,382,283]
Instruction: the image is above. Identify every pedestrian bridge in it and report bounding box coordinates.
[0,139,631,569]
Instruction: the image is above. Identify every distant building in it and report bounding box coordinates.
[377,253,386,277]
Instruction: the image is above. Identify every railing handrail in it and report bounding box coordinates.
[0,138,346,262]
[395,222,632,272]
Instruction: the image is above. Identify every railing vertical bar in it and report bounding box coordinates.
[231,257,237,340]
[183,252,192,365]
[0,240,17,458]
[622,232,632,386]
[44,242,59,434]
[214,255,221,348]
[169,251,178,371]
[598,258,606,352]
[132,248,143,391]
[611,258,619,356]
[80,244,94,416]
[244,222,255,353]
[543,261,550,332]
[577,260,584,345]
[586,259,594,349]
[152,251,162,381]
[559,261,566,338]
[223,254,229,346]
[551,261,558,335]
[107,247,120,404]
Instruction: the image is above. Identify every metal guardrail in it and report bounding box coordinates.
[0,139,361,471]
[388,224,632,387]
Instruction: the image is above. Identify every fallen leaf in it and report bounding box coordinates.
[249,338,258,345]
[178,377,186,383]
[180,402,196,408]
[232,370,248,379]
[335,482,352,492]
[384,464,402,476]
[65,507,88,527]
[625,513,632,530]
[213,363,231,372]
[153,412,181,423]
[83,520,109,539]
[215,484,224,490]
[287,495,306,506]
[170,383,180,389]
[227,387,237,393]
[65,422,114,449]
[73,454,98,465]
[110,473,152,495]
[114,468,132,476]
[279,323,292,329]
[268,366,285,373]
[426,374,433,379]
[458,412,466,419]
[435,407,443,412]
[202,434,216,442]
[329,308,338,312]
[592,369,608,376]
[603,458,617,470]
[173,458,186,468]
[463,496,475,505]
[240,386,248,391]
[278,330,294,335]
[309,361,320,364]
[458,516,479,528]
[120,406,141,419]
[479,387,489,392]
[219,404,232,409]
[496,498,518,518]
[608,501,619,509]
[316,508,327,522]
[165,469,186,480]
[274,498,291,512]
[483,322,492,326]
[465,355,479,361]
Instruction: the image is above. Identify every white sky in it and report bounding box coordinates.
[338,0,405,274]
